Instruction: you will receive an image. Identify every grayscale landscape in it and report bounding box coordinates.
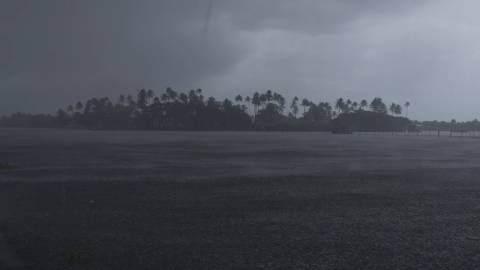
[2,128,480,269]
[4,0,480,269]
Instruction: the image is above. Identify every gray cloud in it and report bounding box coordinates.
[2,0,480,120]
[217,0,427,34]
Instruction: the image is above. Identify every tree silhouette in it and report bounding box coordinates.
[118,95,126,105]
[137,89,147,109]
[301,98,310,114]
[335,98,346,114]
[146,89,155,104]
[75,102,83,112]
[370,98,387,114]
[273,92,286,112]
[245,96,251,114]
[0,87,413,132]
[352,102,358,111]
[265,90,273,103]
[290,96,299,118]
[389,103,396,115]
[404,101,411,118]
[360,100,368,111]
[179,93,188,104]
[346,99,352,113]
[56,109,69,125]
[252,92,261,118]
[235,95,243,104]
[389,103,402,116]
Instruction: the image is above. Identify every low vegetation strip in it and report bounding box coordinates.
[0,88,413,131]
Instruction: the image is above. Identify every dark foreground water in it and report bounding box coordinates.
[2,128,480,269]
[2,128,480,181]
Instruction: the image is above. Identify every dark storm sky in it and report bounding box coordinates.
[2,0,479,120]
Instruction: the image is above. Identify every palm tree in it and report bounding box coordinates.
[259,93,267,110]
[161,93,169,102]
[404,101,410,118]
[273,92,285,112]
[127,95,135,108]
[244,96,251,114]
[75,101,83,112]
[166,87,178,101]
[335,98,345,114]
[118,95,126,105]
[137,89,147,109]
[179,93,188,104]
[389,103,402,116]
[290,96,299,118]
[252,92,261,118]
[389,103,397,115]
[370,98,387,114]
[360,99,368,111]
[265,90,273,103]
[395,104,403,115]
[301,98,310,114]
[346,99,352,113]
[146,89,155,104]
[235,95,243,104]
[196,89,204,102]
[352,102,358,111]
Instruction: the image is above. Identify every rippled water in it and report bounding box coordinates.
[1,128,480,181]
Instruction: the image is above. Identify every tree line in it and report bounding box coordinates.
[421,119,480,133]
[0,88,413,131]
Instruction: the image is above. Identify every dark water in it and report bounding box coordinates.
[2,128,480,269]
[1,128,480,181]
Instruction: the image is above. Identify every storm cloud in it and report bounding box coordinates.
[1,0,480,120]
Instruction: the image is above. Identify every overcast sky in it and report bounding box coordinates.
[2,0,480,120]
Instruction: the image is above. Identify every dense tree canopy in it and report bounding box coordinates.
[0,88,415,131]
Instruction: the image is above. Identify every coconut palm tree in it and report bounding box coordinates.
[396,104,403,115]
[178,93,187,104]
[360,99,368,111]
[146,89,155,104]
[352,102,358,111]
[335,98,345,114]
[273,92,286,112]
[244,96,251,114]
[389,103,397,115]
[127,95,135,108]
[265,90,273,103]
[118,95,126,105]
[290,96,299,118]
[235,95,243,104]
[370,98,387,114]
[346,99,352,113]
[252,92,261,118]
[301,98,311,114]
[137,89,147,109]
[75,101,83,112]
[404,101,410,118]
[166,87,178,101]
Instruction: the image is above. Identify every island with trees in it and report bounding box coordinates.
[0,88,419,132]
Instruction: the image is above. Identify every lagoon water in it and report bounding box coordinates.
[1,128,480,181]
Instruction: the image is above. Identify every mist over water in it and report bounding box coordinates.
[1,128,480,181]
